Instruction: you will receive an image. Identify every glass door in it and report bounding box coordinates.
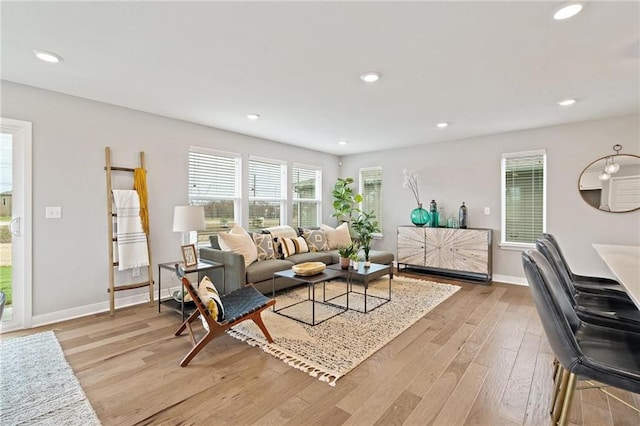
[0,118,32,332]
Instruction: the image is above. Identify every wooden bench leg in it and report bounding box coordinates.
[180,328,225,367]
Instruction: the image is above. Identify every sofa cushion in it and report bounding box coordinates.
[365,250,395,265]
[281,236,309,258]
[320,223,352,249]
[217,226,258,267]
[198,276,225,326]
[286,251,334,265]
[264,225,298,259]
[216,223,245,251]
[246,259,294,284]
[303,229,330,252]
[252,233,276,261]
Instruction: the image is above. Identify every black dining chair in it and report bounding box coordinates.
[536,237,640,332]
[522,250,640,426]
[542,233,628,299]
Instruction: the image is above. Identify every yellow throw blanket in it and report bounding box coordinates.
[133,168,149,234]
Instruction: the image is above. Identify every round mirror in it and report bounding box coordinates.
[578,153,640,213]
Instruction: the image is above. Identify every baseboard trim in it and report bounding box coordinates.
[492,274,528,286]
[30,289,172,329]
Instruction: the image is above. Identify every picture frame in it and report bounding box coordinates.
[181,244,198,267]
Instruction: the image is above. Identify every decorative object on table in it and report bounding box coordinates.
[227,275,460,386]
[438,207,446,227]
[180,244,198,267]
[459,201,468,228]
[0,331,101,425]
[429,199,438,227]
[292,261,327,276]
[578,144,640,213]
[338,243,358,269]
[410,204,430,227]
[352,209,381,267]
[402,169,429,226]
[173,205,206,262]
[172,289,194,304]
[447,215,459,228]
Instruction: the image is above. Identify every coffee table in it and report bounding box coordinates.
[327,263,392,313]
[272,268,349,326]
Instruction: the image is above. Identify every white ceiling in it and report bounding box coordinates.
[1,1,638,156]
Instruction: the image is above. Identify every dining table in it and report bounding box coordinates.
[592,244,640,309]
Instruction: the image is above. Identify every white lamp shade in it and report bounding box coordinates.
[173,206,206,232]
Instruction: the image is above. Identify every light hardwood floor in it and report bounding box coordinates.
[5,272,640,425]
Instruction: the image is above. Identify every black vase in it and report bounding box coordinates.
[459,202,467,229]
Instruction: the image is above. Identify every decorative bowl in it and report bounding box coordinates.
[292,262,326,276]
[172,290,194,304]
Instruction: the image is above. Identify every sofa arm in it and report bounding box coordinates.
[199,247,247,294]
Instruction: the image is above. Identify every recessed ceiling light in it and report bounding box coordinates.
[360,72,381,83]
[436,122,449,128]
[33,49,63,63]
[247,113,260,120]
[557,98,576,106]
[553,2,583,20]
[338,140,348,145]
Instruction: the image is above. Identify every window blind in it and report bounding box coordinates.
[248,159,285,199]
[360,167,383,229]
[502,153,545,244]
[188,148,240,243]
[292,165,321,227]
[189,150,239,199]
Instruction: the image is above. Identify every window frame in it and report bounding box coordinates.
[247,155,287,231]
[188,146,242,246]
[291,163,322,228]
[359,166,383,237]
[500,149,547,249]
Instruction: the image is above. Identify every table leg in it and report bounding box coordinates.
[312,282,316,325]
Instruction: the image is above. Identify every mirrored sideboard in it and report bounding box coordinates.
[397,226,493,283]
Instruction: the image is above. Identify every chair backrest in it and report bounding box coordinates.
[542,233,575,278]
[522,250,583,369]
[536,237,579,304]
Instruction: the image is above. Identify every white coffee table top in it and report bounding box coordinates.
[592,244,640,309]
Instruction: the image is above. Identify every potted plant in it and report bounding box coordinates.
[352,210,380,267]
[331,177,362,227]
[337,242,358,270]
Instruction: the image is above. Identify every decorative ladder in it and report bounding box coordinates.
[105,147,154,315]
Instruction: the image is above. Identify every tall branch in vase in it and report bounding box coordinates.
[402,169,421,207]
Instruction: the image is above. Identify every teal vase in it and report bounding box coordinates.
[411,204,430,227]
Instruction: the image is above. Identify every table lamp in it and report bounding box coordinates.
[173,205,206,246]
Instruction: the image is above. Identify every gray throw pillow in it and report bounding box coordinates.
[252,233,276,261]
[303,229,330,252]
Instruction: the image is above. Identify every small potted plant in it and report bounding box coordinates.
[338,242,357,270]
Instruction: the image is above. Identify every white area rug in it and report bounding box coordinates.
[0,331,101,425]
[229,276,460,386]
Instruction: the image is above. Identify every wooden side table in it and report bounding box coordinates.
[157,260,225,320]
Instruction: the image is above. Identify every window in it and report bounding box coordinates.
[292,164,321,228]
[501,150,546,247]
[359,167,383,234]
[188,147,241,244]
[248,157,286,232]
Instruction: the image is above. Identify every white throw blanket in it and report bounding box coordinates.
[112,189,149,271]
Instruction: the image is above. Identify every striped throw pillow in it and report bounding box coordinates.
[280,236,309,258]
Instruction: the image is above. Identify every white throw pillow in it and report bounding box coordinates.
[217,223,245,251]
[217,226,258,267]
[320,223,352,249]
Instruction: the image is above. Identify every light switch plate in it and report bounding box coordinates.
[45,206,62,219]
[484,207,491,215]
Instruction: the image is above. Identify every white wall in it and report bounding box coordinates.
[0,80,340,322]
[2,79,639,324]
[340,114,640,284]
